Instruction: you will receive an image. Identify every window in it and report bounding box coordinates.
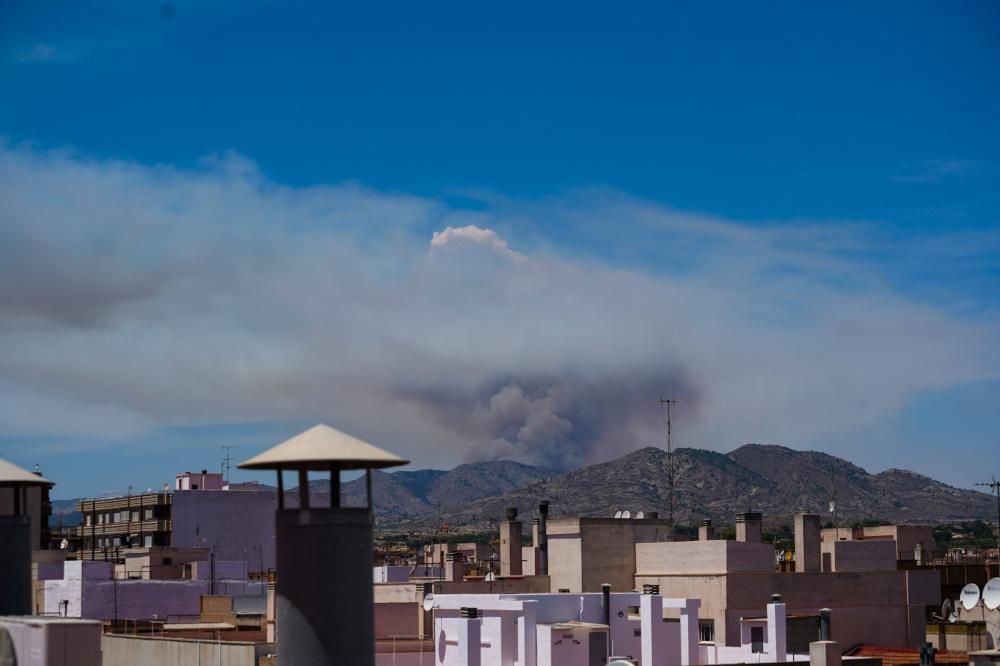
[144,535,153,547]
[143,508,153,520]
[113,512,122,523]
[131,511,139,521]
[699,620,715,643]
[85,515,92,526]
[751,626,764,653]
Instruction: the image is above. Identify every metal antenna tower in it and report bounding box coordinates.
[974,476,1000,554]
[659,395,677,533]
[222,445,239,483]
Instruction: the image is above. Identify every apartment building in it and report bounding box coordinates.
[76,492,173,555]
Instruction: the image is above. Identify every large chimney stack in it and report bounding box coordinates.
[735,512,763,543]
[537,501,549,575]
[794,512,822,572]
[500,507,523,577]
[698,519,715,541]
[238,424,408,665]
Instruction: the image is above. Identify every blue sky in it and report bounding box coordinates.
[1,1,998,499]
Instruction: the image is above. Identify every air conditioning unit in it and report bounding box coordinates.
[0,616,101,666]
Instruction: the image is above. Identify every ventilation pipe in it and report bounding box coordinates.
[699,519,714,541]
[736,512,763,543]
[500,507,522,577]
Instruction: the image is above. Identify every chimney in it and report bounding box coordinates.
[537,501,549,576]
[735,512,763,543]
[794,513,821,572]
[445,552,465,582]
[698,519,714,541]
[500,507,522,577]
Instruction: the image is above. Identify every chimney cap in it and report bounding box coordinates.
[238,424,409,471]
[700,519,713,527]
[736,511,763,522]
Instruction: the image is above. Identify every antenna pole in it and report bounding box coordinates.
[222,445,239,484]
[660,395,677,535]
[974,476,1000,554]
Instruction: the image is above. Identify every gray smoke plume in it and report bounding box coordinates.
[398,367,699,470]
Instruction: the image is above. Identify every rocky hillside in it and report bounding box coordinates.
[307,460,555,523]
[51,445,994,531]
[418,444,995,529]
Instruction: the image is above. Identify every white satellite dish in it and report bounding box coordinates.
[614,510,623,519]
[635,511,645,519]
[621,510,631,519]
[983,577,1000,611]
[960,583,981,611]
[422,593,436,612]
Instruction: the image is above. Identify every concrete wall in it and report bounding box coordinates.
[376,602,419,638]
[635,540,774,575]
[547,518,671,593]
[171,490,278,570]
[102,634,273,666]
[636,569,939,649]
[821,539,897,572]
[820,525,935,559]
[0,485,45,550]
[548,531,583,593]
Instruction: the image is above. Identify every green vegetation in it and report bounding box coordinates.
[932,520,998,549]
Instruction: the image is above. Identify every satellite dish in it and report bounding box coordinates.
[614,511,623,519]
[0,626,17,666]
[60,539,69,550]
[635,511,645,519]
[984,577,1000,611]
[960,583,981,611]
[422,593,436,612]
[485,572,496,582]
[621,510,631,519]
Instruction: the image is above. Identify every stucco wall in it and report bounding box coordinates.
[171,490,278,570]
[375,601,419,638]
[635,541,773,575]
[821,540,897,572]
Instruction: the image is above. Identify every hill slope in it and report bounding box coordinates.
[422,444,995,529]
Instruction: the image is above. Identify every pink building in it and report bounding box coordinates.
[175,470,224,491]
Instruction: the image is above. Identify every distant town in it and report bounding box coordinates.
[2,424,999,666]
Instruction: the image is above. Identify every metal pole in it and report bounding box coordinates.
[276,469,284,510]
[330,463,340,509]
[298,470,310,509]
[366,469,373,508]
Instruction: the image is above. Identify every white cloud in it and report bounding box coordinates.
[430,224,527,263]
[0,143,997,473]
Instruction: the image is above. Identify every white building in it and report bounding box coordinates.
[424,592,798,666]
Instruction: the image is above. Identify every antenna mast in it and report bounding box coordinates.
[222,445,239,483]
[974,476,1000,554]
[660,395,677,534]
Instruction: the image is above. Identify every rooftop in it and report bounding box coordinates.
[0,457,54,486]
[238,423,409,471]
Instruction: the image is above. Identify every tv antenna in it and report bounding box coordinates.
[222,445,239,483]
[974,476,1000,554]
[659,395,677,533]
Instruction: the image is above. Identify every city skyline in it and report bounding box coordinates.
[1,1,998,498]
